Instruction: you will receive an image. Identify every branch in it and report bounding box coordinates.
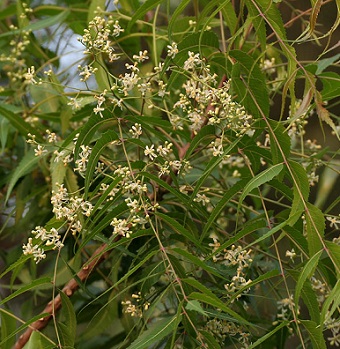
[14,242,113,349]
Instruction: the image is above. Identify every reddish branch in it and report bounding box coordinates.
[14,242,113,349]
[14,72,228,349]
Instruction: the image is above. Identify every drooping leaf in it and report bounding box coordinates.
[0,277,51,306]
[300,320,326,349]
[126,315,181,349]
[0,310,16,349]
[294,250,322,314]
[230,49,269,118]
[84,130,119,196]
[58,292,77,348]
[5,149,42,203]
[127,0,163,32]
[305,203,325,257]
[238,163,284,210]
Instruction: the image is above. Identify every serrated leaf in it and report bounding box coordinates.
[155,212,201,246]
[294,250,322,314]
[171,248,222,278]
[238,163,284,209]
[126,315,180,349]
[185,300,207,316]
[58,292,77,348]
[300,320,326,349]
[230,49,269,118]
[268,119,291,164]
[321,278,340,325]
[316,53,340,75]
[199,330,221,349]
[305,203,325,257]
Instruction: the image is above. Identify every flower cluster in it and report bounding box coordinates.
[173,55,253,136]
[209,239,253,300]
[273,294,299,333]
[22,226,64,264]
[51,183,93,235]
[121,292,150,318]
[204,318,251,348]
[79,15,123,62]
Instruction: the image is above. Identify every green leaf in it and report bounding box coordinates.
[189,292,250,325]
[126,315,181,349]
[0,277,51,306]
[305,203,325,257]
[202,178,250,240]
[24,330,44,349]
[168,0,191,41]
[185,300,208,316]
[294,250,322,314]
[325,241,340,276]
[0,10,70,38]
[246,321,289,349]
[230,49,269,118]
[127,0,163,32]
[246,1,267,51]
[320,72,340,101]
[268,119,291,164]
[199,330,221,349]
[0,310,16,349]
[287,160,310,226]
[0,104,43,142]
[316,54,340,75]
[171,248,223,278]
[58,292,77,348]
[74,113,114,159]
[155,212,201,246]
[321,278,340,325]
[84,130,118,196]
[5,149,41,203]
[221,1,238,34]
[300,320,326,349]
[238,163,284,210]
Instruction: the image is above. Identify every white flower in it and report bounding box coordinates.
[144,145,157,160]
[133,50,149,63]
[24,66,37,84]
[23,238,46,263]
[34,144,48,157]
[167,42,178,58]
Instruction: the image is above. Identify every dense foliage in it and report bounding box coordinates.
[0,0,340,348]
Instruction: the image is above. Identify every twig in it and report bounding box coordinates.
[14,242,113,349]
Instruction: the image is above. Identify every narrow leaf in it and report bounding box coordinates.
[305,203,325,257]
[5,149,41,203]
[126,316,180,349]
[300,320,326,349]
[238,163,284,209]
[127,0,163,32]
[0,277,51,306]
[59,292,77,347]
[294,250,322,313]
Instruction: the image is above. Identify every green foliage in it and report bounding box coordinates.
[0,0,340,348]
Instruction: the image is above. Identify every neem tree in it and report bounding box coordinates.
[0,0,340,348]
